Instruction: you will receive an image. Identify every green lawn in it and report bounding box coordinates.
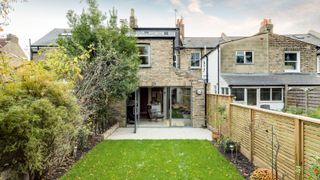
[62,140,243,180]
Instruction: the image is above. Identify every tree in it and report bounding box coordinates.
[0,0,26,30]
[58,0,140,133]
[0,57,81,179]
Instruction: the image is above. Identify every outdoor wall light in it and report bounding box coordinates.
[229,144,235,160]
[196,89,202,95]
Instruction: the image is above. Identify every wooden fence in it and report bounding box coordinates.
[287,87,320,110]
[207,94,320,180]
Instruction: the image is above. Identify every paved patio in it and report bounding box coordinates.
[106,128,212,140]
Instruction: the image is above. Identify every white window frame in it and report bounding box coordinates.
[137,44,151,67]
[235,51,254,64]
[259,88,283,102]
[284,51,300,73]
[190,51,201,69]
[317,56,320,73]
[231,88,245,102]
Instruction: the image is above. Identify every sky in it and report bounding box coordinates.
[2,0,320,58]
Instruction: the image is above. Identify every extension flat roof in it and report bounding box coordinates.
[222,73,320,86]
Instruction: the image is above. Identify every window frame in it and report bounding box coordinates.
[284,51,300,73]
[235,51,254,64]
[231,88,245,101]
[190,51,201,69]
[137,44,151,67]
[259,88,283,102]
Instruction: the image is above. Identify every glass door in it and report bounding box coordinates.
[134,88,140,133]
[170,87,192,127]
[247,88,257,106]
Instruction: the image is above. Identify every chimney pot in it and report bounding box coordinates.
[129,8,138,28]
[259,18,273,34]
[176,17,184,40]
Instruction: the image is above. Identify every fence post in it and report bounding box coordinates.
[294,119,302,180]
[228,98,232,138]
[215,95,218,127]
[249,108,255,162]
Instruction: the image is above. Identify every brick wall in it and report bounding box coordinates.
[220,33,269,73]
[220,33,318,74]
[116,39,206,128]
[268,34,318,73]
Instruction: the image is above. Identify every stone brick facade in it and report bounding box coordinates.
[220,33,269,73]
[180,48,213,78]
[220,33,318,74]
[268,34,318,73]
[116,38,206,128]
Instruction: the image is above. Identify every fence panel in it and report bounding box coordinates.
[207,94,320,180]
[303,121,320,179]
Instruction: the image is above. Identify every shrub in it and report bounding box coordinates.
[250,168,275,180]
[309,156,320,179]
[286,106,305,115]
[0,61,81,178]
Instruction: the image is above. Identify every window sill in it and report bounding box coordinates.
[190,67,201,70]
[284,70,300,73]
[259,100,283,103]
[235,63,254,65]
[139,65,152,68]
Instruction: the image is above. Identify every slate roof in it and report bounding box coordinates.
[32,28,71,46]
[221,73,320,86]
[183,36,243,48]
[285,34,320,47]
[32,28,320,50]
[183,37,220,48]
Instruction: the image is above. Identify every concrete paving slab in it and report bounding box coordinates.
[107,128,212,140]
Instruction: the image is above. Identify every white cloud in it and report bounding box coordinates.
[187,0,202,13]
[170,0,181,6]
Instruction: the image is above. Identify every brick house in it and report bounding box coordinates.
[0,34,27,65]
[204,19,320,110]
[30,10,211,128]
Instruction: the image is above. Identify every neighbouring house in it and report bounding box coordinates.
[30,9,211,128]
[30,28,71,60]
[0,34,27,65]
[204,19,320,110]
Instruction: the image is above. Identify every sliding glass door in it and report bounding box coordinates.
[170,87,192,127]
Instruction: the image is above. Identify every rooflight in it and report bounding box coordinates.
[60,32,72,36]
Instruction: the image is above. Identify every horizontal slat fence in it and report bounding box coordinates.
[287,87,320,109]
[207,94,320,180]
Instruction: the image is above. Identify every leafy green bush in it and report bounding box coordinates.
[0,60,81,178]
[309,156,320,179]
[286,106,305,115]
[307,108,320,119]
[285,106,320,119]
[58,0,140,134]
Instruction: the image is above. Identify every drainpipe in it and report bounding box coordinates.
[204,55,209,128]
[217,45,220,94]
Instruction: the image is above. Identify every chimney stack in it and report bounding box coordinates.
[129,8,138,28]
[7,34,19,43]
[176,17,184,40]
[259,18,273,34]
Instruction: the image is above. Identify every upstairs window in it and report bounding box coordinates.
[191,52,201,68]
[236,51,253,64]
[284,51,300,72]
[138,44,150,67]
